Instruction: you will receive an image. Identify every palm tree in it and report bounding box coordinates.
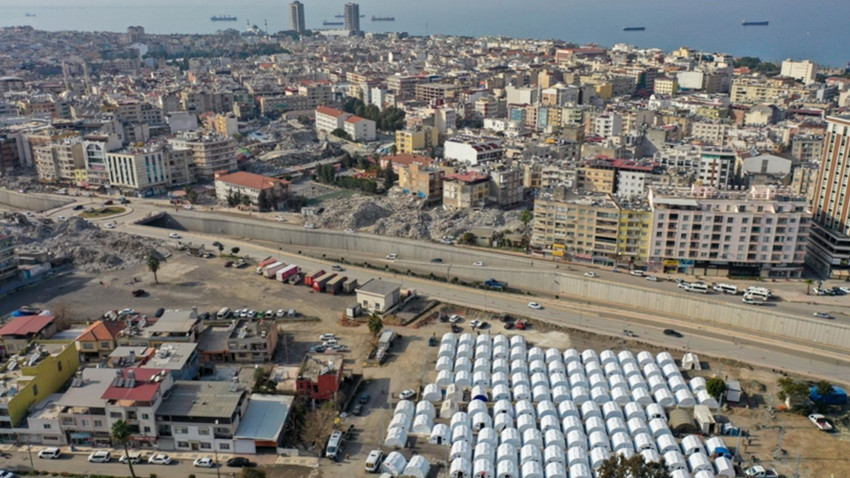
[147,255,160,284]
[111,419,137,478]
[805,278,814,295]
[367,312,383,338]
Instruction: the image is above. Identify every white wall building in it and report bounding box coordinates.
[444,136,503,165]
[780,59,817,85]
[697,150,736,188]
[343,115,377,141]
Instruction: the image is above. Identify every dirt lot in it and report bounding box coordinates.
[4,252,849,478]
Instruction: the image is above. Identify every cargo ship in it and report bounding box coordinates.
[372,16,395,21]
[323,21,344,26]
[623,26,645,31]
[211,15,237,21]
[742,20,769,26]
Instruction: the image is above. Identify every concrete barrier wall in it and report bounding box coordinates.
[153,212,850,351]
[0,189,74,212]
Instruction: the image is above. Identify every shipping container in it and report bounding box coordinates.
[343,278,359,293]
[326,275,347,294]
[255,257,277,274]
[304,269,325,287]
[312,272,338,292]
[276,264,300,282]
[263,262,287,278]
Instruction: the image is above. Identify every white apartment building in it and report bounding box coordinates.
[592,113,623,138]
[343,115,376,141]
[444,136,503,165]
[780,59,818,85]
[168,131,237,179]
[648,185,811,278]
[315,105,350,135]
[103,368,175,448]
[691,122,730,146]
[617,170,649,198]
[697,149,736,188]
[106,147,170,194]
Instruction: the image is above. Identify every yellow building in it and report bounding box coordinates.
[577,163,617,193]
[654,77,679,96]
[617,206,653,263]
[730,77,811,104]
[398,162,444,204]
[530,194,620,261]
[73,168,88,186]
[582,78,613,100]
[0,342,80,434]
[395,126,438,154]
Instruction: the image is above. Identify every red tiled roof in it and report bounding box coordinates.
[446,172,489,183]
[316,106,347,118]
[344,116,365,123]
[101,368,163,402]
[216,171,289,191]
[384,154,433,167]
[77,320,124,343]
[0,315,55,337]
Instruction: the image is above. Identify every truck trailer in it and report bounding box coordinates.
[325,275,347,295]
[275,264,300,282]
[304,269,325,287]
[264,262,288,278]
[312,272,337,292]
[343,278,359,293]
[255,257,277,274]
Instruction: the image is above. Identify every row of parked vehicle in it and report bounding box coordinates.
[37,447,254,468]
[216,306,296,320]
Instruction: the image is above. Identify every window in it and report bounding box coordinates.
[33,384,39,396]
[57,361,63,372]
[201,442,212,450]
[110,412,123,419]
[219,443,231,450]
[141,414,149,420]
[143,426,151,433]
[177,441,189,448]
[94,420,103,427]
[175,426,189,434]
[198,428,210,436]
[43,424,52,429]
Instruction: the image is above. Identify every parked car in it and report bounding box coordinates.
[663,329,683,338]
[645,275,659,281]
[473,261,484,267]
[0,470,16,478]
[386,253,397,260]
[88,451,111,463]
[131,289,146,297]
[193,457,215,468]
[629,270,644,277]
[211,241,222,247]
[57,215,66,221]
[528,302,542,309]
[224,261,234,268]
[104,222,116,229]
[148,454,172,465]
[168,232,181,239]
[430,258,443,263]
[119,453,142,464]
[276,309,287,318]
[351,403,364,416]
[104,200,113,205]
[38,447,62,459]
[73,205,84,210]
[304,223,316,229]
[814,312,834,319]
[226,457,253,468]
[364,449,384,473]
[742,297,761,305]
[448,314,463,323]
[331,265,344,271]
[309,345,326,353]
[584,272,597,278]
[320,333,336,341]
[504,322,515,330]
[399,389,416,400]
[470,319,482,328]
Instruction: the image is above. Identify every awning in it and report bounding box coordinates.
[70,432,92,438]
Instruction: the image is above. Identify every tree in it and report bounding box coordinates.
[300,401,338,450]
[184,185,199,204]
[367,312,384,338]
[231,247,240,255]
[777,376,810,404]
[519,209,533,228]
[706,377,727,401]
[460,232,476,245]
[217,243,224,254]
[596,454,670,478]
[111,419,137,478]
[383,163,396,191]
[258,190,271,212]
[805,278,814,295]
[330,128,352,141]
[146,255,160,284]
[815,380,834,400]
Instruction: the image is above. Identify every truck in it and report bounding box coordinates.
[288,272,304,285]
[343,278,359,294]
[275,264,300,282]
[325,275,347,295]
[484,278,508,290]
[255,257,276,274]
[312,272,337,292]
[808,413,834,431]
[263,262,287,278]
[304,269,325,287]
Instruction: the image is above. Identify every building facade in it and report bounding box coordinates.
[344,2,360,33]
[289,1,305,33]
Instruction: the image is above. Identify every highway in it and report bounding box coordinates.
[5,194,850,385]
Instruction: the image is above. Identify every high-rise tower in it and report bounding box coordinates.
[344,3,360,33]
[289,1,305,33]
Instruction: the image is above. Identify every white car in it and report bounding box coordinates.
[629,270,644,277]
[448,314,462,323]
[469,320,481,328]
[345,228,355,234]
[148,453,172,465]
[183,204,193,210]
[57,215,66,221]
[0,469,15,478]
[119,453,142,464]
[169,232,181,239]
[814,312,833,320]
[25,212,35,217]
[584,272,597,278]
[275,215,286,221]
[645,275,659,281]
[528,302,542,310]
[193,457,215,468]
[104,222,115,229]
[320,333,336,341]
[38,447,62,459]
[386,253,398,260]
[473,261,484,267]
[399,389,416,400]
[88,450,111,463]
[276,309,286,318]
[304,223,316,229]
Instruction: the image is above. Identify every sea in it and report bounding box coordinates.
[1,0,848,68]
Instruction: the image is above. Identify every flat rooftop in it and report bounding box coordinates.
[140,342,197,371]
[157,381,244,419]
[299,353,344,382]
[357,278,401,296]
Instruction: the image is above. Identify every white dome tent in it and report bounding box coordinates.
[517,413,536,434]
[662,363,680,380]
[446,383,463,402]
[681,434,706,456]
[471,411,492,431]
[545,348,562,364]
[474,357,491,375]
[694,471,716,478]
[627,374,648,392]
[475,333,492,347]
[647,375,668,394]
[411,414,434,435]
[668,375,688,393]
[571,385,590,404]
[451,412,470,430]
[441,399,460,419]
[656,351,675,368]
[588,430,609,451]
[636,351,654,368]
[623,402,643,421]
[627,417,649,437]
[537,400,557,419]
[509,334,525,348]
[478,427,498,447]
[631,387,653,405]
[714,456,735,478]
[456,345,473,361]
[533,385,552,403]
[437,370,454,387]
[384,426,408,449]
[395,400,415,417]
[566,430,588,451]
[550,373,569,389]
[602,401,624,421]
[653,388,676,407]
[521,461,544,478]
[492,359,509,374]
[455,357,473,373]
[690,376,707,393]
[633,432,657,452]
[492,371,509,388]
[642,363,662,381]
[622,362,642,380]
[591,386,611,404]
[528,347,544,362]
[430,423,450,445]
[589,447,611,468]
[617,350,636,365]
[496,443,517,465]
[640,449,661,464]
[493,345,508,360]
[674,388,696,407]
[606,417,627,436]
[416,401,436,420]
[441,332,458,345]
[604,362,623,377]
[389,413,411,431]
[531,372,549,388]
[454,371,471,389]
[402,455,430,478]
[543,445,565,465]
[581,349,599,364]
[451,441,472,462]
[688,452,713,474]
[500,427,520,447]
[611,386,631,405]
[511,359,528,375]
[474,442,495,462]
[496,459,518,478]
[437,356,454,372]
[513,384,531,402]
[567,361,585,377]
[552,385,571,403]
[475,345,492,362]
[544,461,566,478]
[540,415,560,433]
[450,457,472,478]
[656,434,679,454]
[563,349,581,365]
[471,385,489,402]
[670,471,690,478]
[473,458,494,478]
[511,372,530,388]
[520,444,543,466]
[584,416,605,436]
[522,428,543,448]
[381,451,407,476]
[569,463,592,478]
[561,415,583,436]
[544,429,565,450]
[494,412,514,432]
[452,424,472,443]
[567,446,589,468]
[580,401,601,420]
[558,400,579,420]
[697,390,720,408]
[529,360,547,375]
[422,384,441,402]
[645,403,666,420]
[607,373,627,390]
[493,399,514,417]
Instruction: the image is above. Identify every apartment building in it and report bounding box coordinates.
[487,166,523,207]
[343,115,376,141]
[108,99,164,125]
[730,77,812,104]
[648,185,811,277]
[0,234,16,283]
[395,126,437,153]
[117,309,202,347]
[169,131,237,179]
[76,319,125,361]
[443,172,490,209]
[540,165,577,189]
[102,368,174,448]
[214,171,290,208]
[387,75,425,99]
[617,203,653,262]
[654,77,679,96]
[296,353,346,401]
[33,138,85,183]
[398,162,444,203]
[789,134,823,162]
[577,163,617,193]
[530,194,620,262]
[415,83,459,103]
[780,59,818,85]
[197,319,279,364]
[691,122,730,146]
[55,368,118,447]
[808,115,850,277]
[105,145,178,195]
[444,136,503,165]
[289,0,305,33]
[139,343,200,381]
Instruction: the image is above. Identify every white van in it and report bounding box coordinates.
[217,307,231,319]
[364,449,383,472]
[685,282,709,294]
[745,287,771,301]
[713,283,738,295]
[326,430,344,460]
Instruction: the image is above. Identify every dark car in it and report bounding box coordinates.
[212,241,222,248]
[154,307,165,318]
[104,200,113,205]
[131,289,146,297]
[73,205,84,210]
[663,329,683,337]
[430,258,443,263]
[224,261,234,268]
[504,322,515,330]
[226,457,253,468]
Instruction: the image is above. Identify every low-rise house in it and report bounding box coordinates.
[76,320,125,362]
[139,343,200,381]
[197,319,279,364]
[296,352,346,401]
[356,279,401,313]
[214,171,290,209]
[0,314,56,356]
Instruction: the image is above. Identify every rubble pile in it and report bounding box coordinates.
[312,188,524,240]
[2,214,166,273]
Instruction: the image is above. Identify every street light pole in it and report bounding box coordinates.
[26,440,34,470]
[214,419,221,478]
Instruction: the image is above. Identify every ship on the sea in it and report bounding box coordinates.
[211,15,237,21]
[323,21,344,26]
[25,13,36,17]
[742,20,769,26]
[623,26,645,31]
[372,16,395,21]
